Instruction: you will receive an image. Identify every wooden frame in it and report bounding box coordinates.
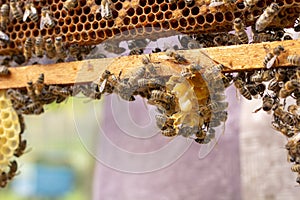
[0,39,299,89]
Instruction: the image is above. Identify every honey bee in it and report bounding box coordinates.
[137,78,163,89]
[104,41,126,54]
[63,0,78,11]
[161,128,177,137]
[178,35,191,49]
[264,45,284,69]
[142,55,157,76]
[40,7,55,29]
[284,80,299,92]
[35,36,44,58]
[216,110,228,122]
[22,102,44,115]
[0,30,9,46]
[255,3,280,32]
[100,0,112,19]
[291,164,300,172]
[49,85,71,97]
[95,69,112,93]
[271,121,294,137]
[0,172,8,188]
[283,34,293,40]
[14,138,27,157]
[23,1,38,22]
[246,82,266,97]
[149,99,175,115]
[127,66,146,87]
[184,0,193,5]
[68,43,81,60]
[129,48,143,55]
[279,88,292,98]
[293,89,300,106]
[254,94,277,113]
[208,101,228,112]
[26,81,37,101]
[0,65,10,76]
[150,90,175,104]
[7,89,28,105]
[45,38,56,59]
[54,37,67,61]
[10,0,23,22]
[18,114,26,134]
[155,114,167,129]
[296,175,300,184]
[243,0,259,7]
[287,104,298,115]
[80,83,101,100]
[273,45,285,56]
[275,68,286,82]
[268,79,281,94]
[263,53,274,68]
[287,55,300,66]
[152,47,161,53]
[7,160,19,180]
[252,32,281,43]
[273,104,295,126]
[23,38,33,61]
[165,48,188,64]
[234,78,252,100]
[12,53,25,65]
[0,4,9,31]
[187,39,203,50]
[34,73,45,95]
[155,114,174,130]
[209,0,229,7]
[233,18,248,44]
[115,82,135,101]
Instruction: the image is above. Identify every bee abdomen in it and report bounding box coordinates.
[287,55,300,66]
[236,30,248,44]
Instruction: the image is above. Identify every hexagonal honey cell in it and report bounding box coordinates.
[0,90,20,172]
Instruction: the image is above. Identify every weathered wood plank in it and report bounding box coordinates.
[0,39,299,89]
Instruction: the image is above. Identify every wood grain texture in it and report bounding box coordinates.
[0,39,299,89]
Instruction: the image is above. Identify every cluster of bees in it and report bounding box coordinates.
[227,45,300,184]
[90,49,230,145]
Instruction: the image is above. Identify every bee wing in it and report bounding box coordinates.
[266,55,277,69]
[100,4,105,18]
[17,3,23,16]
[30,5,37,14]
[198,124,224,159]
[23,8,30,21]
[0,31,9,42]
[40,16,46,29]
[99,78,107,93]
[209,1,224,7]
[45,13,52,24]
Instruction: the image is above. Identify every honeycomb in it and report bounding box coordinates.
[0,0,299,54]
[0,90,20,171]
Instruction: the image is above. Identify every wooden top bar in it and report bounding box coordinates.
[0,39,299,89]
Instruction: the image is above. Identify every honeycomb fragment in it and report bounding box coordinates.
[0,90,20,171]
